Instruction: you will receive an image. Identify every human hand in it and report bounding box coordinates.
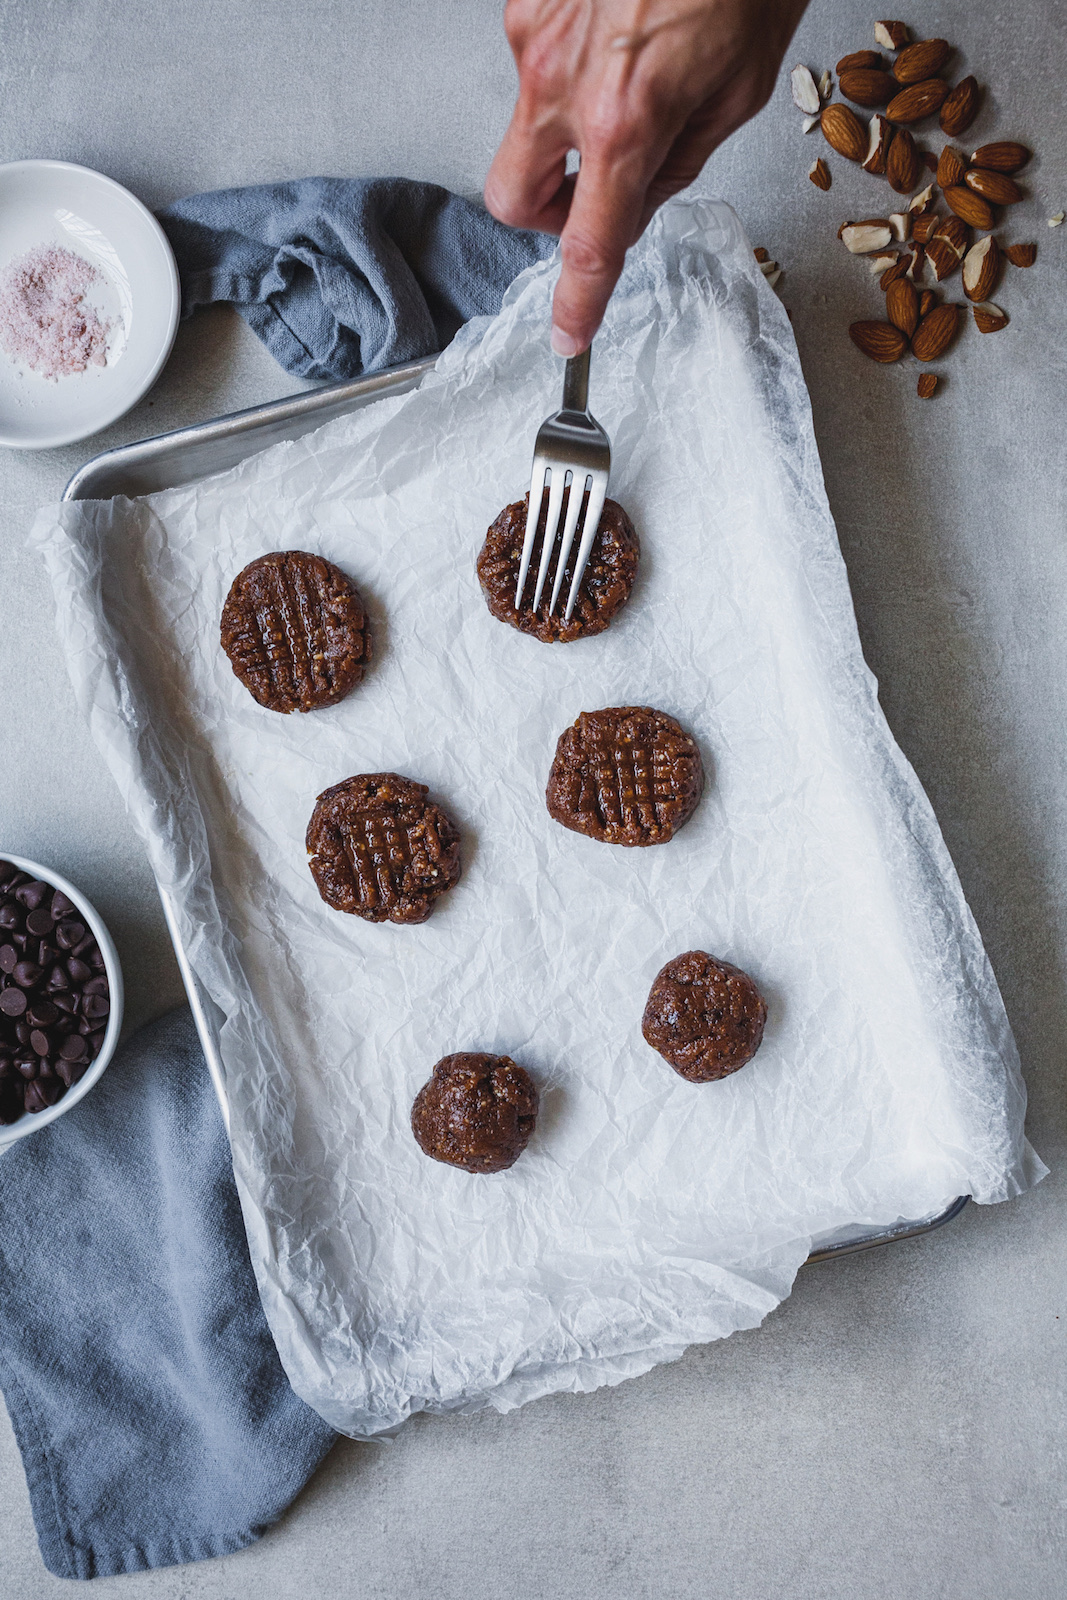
[485,0,809,354]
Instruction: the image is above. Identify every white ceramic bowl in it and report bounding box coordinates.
[0,160,179,449]
[0,854,124,1150]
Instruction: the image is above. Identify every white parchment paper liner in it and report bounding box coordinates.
[32,199,1044,1436]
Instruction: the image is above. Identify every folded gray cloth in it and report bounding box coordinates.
[159,176,553,381]
[0,1008,335,1579]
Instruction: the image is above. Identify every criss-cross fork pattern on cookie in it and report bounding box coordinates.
[306,774,461,924]
[547,707,704,847]
[221,550,368,713]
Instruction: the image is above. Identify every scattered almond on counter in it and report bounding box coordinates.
[786,18,1052,390]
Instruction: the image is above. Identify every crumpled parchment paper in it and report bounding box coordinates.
[32,198,1045,1438]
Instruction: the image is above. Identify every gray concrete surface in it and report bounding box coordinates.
[1,0,1064,1595]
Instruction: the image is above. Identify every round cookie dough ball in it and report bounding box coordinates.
[307,773,460,924]
[477,494,639,643]
[546,705,704,846]
[221,550,369,713]
[411,1054,539,1173]
[642,951,767,1082]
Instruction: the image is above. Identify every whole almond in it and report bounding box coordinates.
[863,114,894,173]
[971,141,1031,173]
[917,373,938,398]
[821,102,868,161]
[892,38,951,84]
[808,157,832,190]
[837,50,885,73]
[886,78,951,124]
[875,21,910,50]
[849,321,909,362]
[911,212,938,243]
[886,277,920,337]
[973,301,1008,333]
[886,127,921,193]
[965,168,1023,205]
[911,301,960,361]
[936,146,966,188]
[940,76,980,137]
[839,68,897,106]
[1006,241,1037,268]
[944,184,995,230]
[918,289,937,316]
[962,235,1001,301]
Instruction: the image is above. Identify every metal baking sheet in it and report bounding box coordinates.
[63,357,968,1263]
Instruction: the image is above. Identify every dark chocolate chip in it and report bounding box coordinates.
[83,976,109,997]
[15,1022,31,1045]
[29,1029,52,1056]
[15,881,50,911]
[53,991,76,1013]
[66,958,91,984]
[55,921,85,951]
[27,1001,58,1027]
[48,966,71,992]
[0,861,20,888]
[50,891,76,918]
[0,904,22,930]
[13,961,42,988]
[88,1031,106,1057]
[23,1081,47,1112]
[83,993,109,1021]
[38,941,56,966]
[0,988,27,1017]
[25,908,55,937]
[16,1058,37,1078]
[90,950,106,971]
[0,945,16,973]
[78,1017,94,1036]
[59,1035,88,1063]
[55,1059,75,1087]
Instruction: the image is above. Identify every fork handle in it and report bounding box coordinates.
[561,347,590,414]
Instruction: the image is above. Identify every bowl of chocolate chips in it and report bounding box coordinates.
[0,855,123,1147]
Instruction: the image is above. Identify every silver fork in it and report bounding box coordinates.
[514,345,612,622]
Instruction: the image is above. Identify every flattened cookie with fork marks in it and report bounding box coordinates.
[221,550,369,713]
[546,706,703,847]
[307,774,461,924]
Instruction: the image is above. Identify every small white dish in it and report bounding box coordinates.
[0,160,179,449]
[0,854,124,1150]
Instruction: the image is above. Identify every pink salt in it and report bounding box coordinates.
[0,243,112,381]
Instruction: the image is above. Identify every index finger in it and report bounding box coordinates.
[549,144,651,355]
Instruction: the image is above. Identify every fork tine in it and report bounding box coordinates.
[563,476,608,621]
[515,460,548,610]
[547,473,588,614]
[530,468,567,612]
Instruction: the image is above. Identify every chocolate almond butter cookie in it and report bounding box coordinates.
[306,773,460,924]
[221,550,369,713]
[411,1053,538,1173]
[546,706,703,846]
[477,493,639,643]
[642,951,767,1082]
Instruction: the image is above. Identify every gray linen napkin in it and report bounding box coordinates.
[158,176,554,381]
[0,1008,336,1579]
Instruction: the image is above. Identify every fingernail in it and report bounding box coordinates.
[551,327,581,357]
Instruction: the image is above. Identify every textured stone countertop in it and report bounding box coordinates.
[1,1,1064,1595]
